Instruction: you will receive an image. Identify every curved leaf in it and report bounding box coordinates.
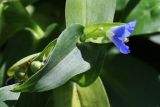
[0,84,20,107]
[75,77,110,107]
[65,0,116,86]
[13,24,90,92]
[73,43,107,86]
[47,77,110,107]
[15,78,110,107]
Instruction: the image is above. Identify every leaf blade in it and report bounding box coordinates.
[65,0,116,26]
[13,24,90,92]
[0,84,20,107]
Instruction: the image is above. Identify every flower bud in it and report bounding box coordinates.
[30,61,44,73]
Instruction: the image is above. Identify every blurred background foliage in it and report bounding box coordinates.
[0,0,160,107]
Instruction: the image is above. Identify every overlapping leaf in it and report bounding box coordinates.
[0,84,20,107]
[13,24,90,92]
[15,78,110,107]
[65,0,116,86]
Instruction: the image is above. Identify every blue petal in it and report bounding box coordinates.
[127,20,137,32]
[111,36,130,54]
[109,20,136,54]
[111,20,137,38]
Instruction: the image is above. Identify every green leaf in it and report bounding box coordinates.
[101,53,160,107]
[73,43,107,86]
[0,0,44,47]
[15,78,110,107]
[65,0,116,87]
[0,84,20,107]
[126,0,160,35]
[0,64,5,87]
[46,77,110,107]
[65,0,116,26]
[75,77,110,107]
[44,23,58,38]
[13,24,90,92]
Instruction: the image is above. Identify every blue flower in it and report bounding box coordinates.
[109,20,137,54]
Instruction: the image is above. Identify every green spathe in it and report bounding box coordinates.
[13,24,90,92]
